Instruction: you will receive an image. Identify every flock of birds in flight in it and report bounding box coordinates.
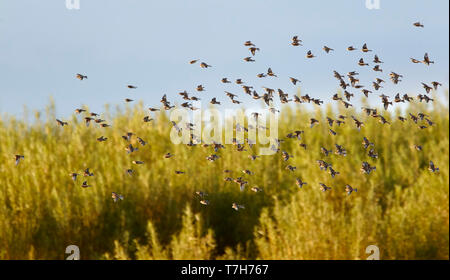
[14,21,442,210]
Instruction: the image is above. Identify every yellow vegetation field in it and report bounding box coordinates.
[0,95,448,260]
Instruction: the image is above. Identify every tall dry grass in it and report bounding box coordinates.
[0,94,448,260]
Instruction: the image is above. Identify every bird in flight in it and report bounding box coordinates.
[14,155,24,166]
[306,50,316,58]
[112,192,124,202]
[76,73,87,80]
[428,161,439,173]
[56,119,68,126]
[323,46,334,53]
[345,185,357,195]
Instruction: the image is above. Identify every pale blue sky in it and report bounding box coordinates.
[0,0,448,117]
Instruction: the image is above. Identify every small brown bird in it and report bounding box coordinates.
[289,77,301,85]
[344,91,354,101]
[326,117,334,127]
[335,144,347,156]
[409,113,419,124]
[248,155,260,161]
[148,107,160,112]
[323,46,334,53]
[251,186,263,193]
[341,100,353,109]
[126,169,134,176]
[362,89,372,97]
[75,108,86,114]
[421,82,433,94]
[200,200,210,206]
[428,161,439,173]
[244,40,255,46]
[296,178,307,188]
[345,185,357,195]
[206,154,219,162]
[210,98,221,105]
[236,79,244,84]
[361,161,376,174]
[164,153,174,159]
[200,62,212,68]
[306,50,315,58]
[431,81,442,90]
[282,151,293,161]
[189,59,198,64]
[291,36,302,46]
[97,136,108,142]
[125,98,134,103]
[422,53,434,65]
[328,166,340,178]
[196,85,205,92]
[84,117,94,127]
[122,132,134,142]
[76,73,87,80]
[175,171,185,174]
[81,181,91,188]
[127,85,137,89]
[347,46,356,51]
[398,116,407,122]
[83,168,94,177]
[317,160,331,171]
[69,173,79,181]
[221,78,231,83]
[56,119,68,126]
[232,203,245,211]
[137,137,147,146]
[358,58,369,66]
[373,65,383,72]
[143,116,153,122]
[100,123,111,128]
[361,43,372,52]
[257,73,267,78]
[373,55,383,63]
[267,68,277,77]
[362,137,374,149]
[242,169,253,175]
[249,47,260,56]
[319,183,332,192]
[310,118,319,128]
[112,192,124,202]
[368,149,378,159]
[244,57,255,62]
[195,191,208,199]
[286,165,297,172]
[413,22,424,28]
[352,116,364,130]
[394,93,404,103]
[410,58,421,63]
[403,94,414,102]
[132,160,144,165]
